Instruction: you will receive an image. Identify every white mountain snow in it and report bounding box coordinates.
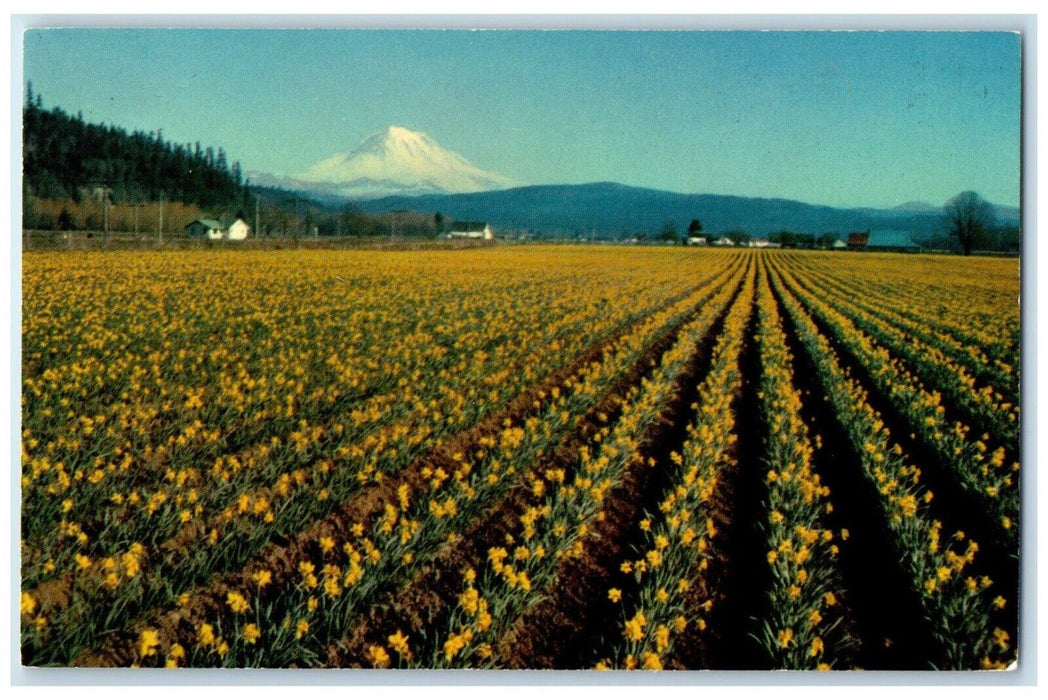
[252,126,517,201]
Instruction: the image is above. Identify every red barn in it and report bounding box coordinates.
[847,231,870,248]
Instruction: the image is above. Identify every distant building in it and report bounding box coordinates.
[225,219,251,240]
[831,239,848,249]
[712,236,734,247]
[844,230,918,251]
[185,219,226,239]
[448,221,493,240]
[749,238,781,248]
[866,230,919,251]
[185,218,250,240]
[687,236,708,246]
[847,231,870,249]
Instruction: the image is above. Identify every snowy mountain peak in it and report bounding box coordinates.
[356,126,433,153]
[289,126,517,201]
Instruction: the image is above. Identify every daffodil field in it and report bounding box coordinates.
[20,246,1020,671]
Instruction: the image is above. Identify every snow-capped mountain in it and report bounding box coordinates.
[251,126,517,201]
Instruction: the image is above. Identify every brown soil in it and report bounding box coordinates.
[771,265,1020,665]
[495,267,750,670]
[72,263,743,668]
[678,272,768,670]
[769,265,953,669]
[328,263,748,668]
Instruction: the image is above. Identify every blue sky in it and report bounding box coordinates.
[21,28,1021,208]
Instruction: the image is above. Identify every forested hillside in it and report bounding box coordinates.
[22,85,252,211]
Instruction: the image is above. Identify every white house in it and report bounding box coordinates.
[712,236,735,247]
[185,218,250,240]
[448,221,493,240]
[687,236,708,246]
[225,219,250,240]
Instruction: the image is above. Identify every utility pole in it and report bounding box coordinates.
[101,182,112,247]
[255,194,260,238]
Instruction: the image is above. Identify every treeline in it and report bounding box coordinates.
[22,84,252,215]
[26,197,212,235]
[252,192,447,239]
[922,228,1022,254]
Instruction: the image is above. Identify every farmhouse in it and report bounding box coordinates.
[185,218,251,241]
[448,221,493,240]
[185,219,224,238]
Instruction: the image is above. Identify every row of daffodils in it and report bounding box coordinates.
[21,246,1018,670]
[767,258,1012,670]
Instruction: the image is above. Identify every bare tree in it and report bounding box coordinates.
[944,191,995,256]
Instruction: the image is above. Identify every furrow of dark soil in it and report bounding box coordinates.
[682,271,767,670]
[784,256,1019,408]
[326,262,749,668]
[771,263,1019,650]
[776,264,1017,557]
[499,267,749,670]
[786,265,1018,460]
[78,269,739,668]
[769,269,933,670]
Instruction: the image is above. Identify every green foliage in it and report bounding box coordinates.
[23,91,250,210]
[658,220,678,242]
[57,207,76,231]
[816,233,840,248]
[724,229,750,246]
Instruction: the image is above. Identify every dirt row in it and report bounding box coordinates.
[75,259,747,667]
[783,260,1018,463]
[768,261,1019,669]
[497,262,752,670]
[329,261,751,668]
[773,261,1017,556]
[686,270,769,669]
[767,266,931,669]
[69,250,1019,671]
[780,253,1018,408]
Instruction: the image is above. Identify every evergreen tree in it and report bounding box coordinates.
[22,89,246,211]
